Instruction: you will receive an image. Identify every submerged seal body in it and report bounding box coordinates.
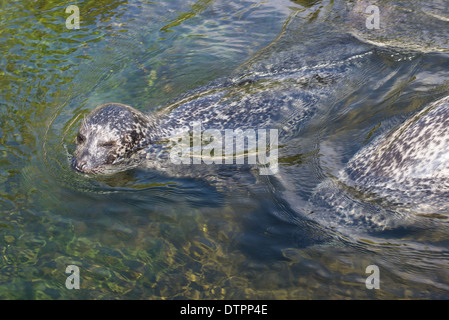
[312,95,449,234]
[343,95,449,212]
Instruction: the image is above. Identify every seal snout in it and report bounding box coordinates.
[71,157,89,173]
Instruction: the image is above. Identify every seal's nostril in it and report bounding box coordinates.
[71,159,87,173]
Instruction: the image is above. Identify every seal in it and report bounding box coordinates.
[71,37,380,177]
[70,96,284,177]
[343,95,449,213]
[311,95,449,234]
[70,63,362,176]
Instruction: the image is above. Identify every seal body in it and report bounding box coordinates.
[312,95,449,234]
[343,95,449,214]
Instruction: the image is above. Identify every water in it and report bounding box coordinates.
[1,0,449,299]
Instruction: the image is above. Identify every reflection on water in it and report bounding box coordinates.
[1,0,449,299]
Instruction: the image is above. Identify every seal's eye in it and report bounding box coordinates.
[98,141,116,148]
[76,133,85,144]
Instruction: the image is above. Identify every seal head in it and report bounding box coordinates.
[71,103,153,174]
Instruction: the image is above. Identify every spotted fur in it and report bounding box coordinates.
[71,103,156,174]
[312,95,449,233]
[346,95,449,213]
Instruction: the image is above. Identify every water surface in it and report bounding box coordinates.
[1,0,449,299]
